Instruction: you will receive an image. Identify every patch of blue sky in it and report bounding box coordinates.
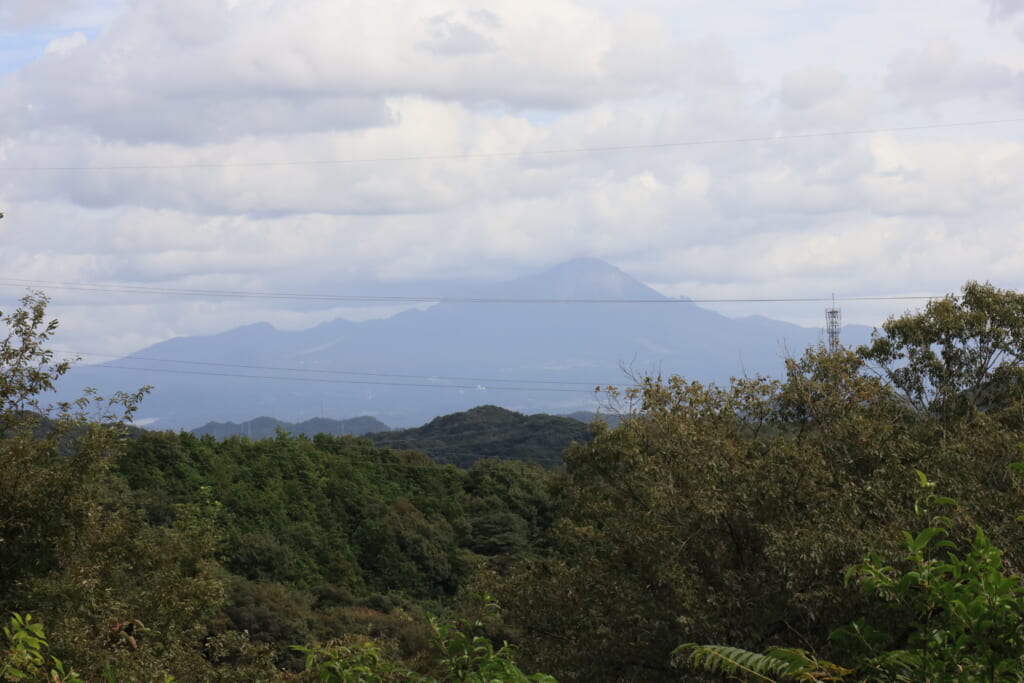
[471,102,565,127]
[523,110,564,126]
[0,25,99,74]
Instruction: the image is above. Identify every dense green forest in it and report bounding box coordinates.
[5,282,1024,681]
[192,404,597,469]
[364,405,592,468]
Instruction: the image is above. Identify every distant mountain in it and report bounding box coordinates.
[366,405,591,468]
[191,415,389,440]
[56,258,873,430]
[562,410,622,428]
[486,257,668,300]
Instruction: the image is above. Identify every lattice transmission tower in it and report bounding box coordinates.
[825,294,841,351]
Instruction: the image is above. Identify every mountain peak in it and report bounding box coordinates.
[501,258,667,300]
[546,257,623,275]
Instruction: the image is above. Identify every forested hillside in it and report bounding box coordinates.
[6,283,1024,681]
[365,405,593,468]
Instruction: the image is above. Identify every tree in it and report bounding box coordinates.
[480,368,909,681]
[0,292,72,436]
[858,281,1024,423]
[857,282,1024,570]
[0,293,271,681]
[0,292,131,596]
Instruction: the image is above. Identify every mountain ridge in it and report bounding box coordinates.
[191,415,389,440]
[56,258,873,430]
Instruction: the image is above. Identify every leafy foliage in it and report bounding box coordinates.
[430,598,556,683]
[296,598,557,683]
[859,280,1024,421]
[294,638,415,682]
[479,357,922,680]
[0,293,71,434]
[1,613,82,683]
[838,475,1024,680]
[679,472,1024,682]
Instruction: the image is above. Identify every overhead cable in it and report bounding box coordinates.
[0,278,941,305]
[2,116,1022,172]
[95,364,599,394]
[61,350,616,388]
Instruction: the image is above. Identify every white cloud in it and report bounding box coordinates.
[2,0,1024,358]
[987,0,1024,20]
[885,38,1018,106]
[0,0,79,29]
[0,0,716,146]
[420,10,500,56]
[42,31,87,55]
[781,68,846,110]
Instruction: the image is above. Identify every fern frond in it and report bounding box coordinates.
[675,644,791,681]
[764,647,852,681]
[675,644,852,682]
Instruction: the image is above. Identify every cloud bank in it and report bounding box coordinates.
[1,0,1023,354]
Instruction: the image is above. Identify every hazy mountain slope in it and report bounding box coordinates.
[192,415,389,440]
[562,411,622,428]
[56,259,872,430]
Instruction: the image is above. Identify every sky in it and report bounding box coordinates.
[1,0,1023,357]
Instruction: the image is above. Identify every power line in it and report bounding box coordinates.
[2,116,1022,172]
[0,277,941,305]
[62,350,615,388]
[95,364,599,394]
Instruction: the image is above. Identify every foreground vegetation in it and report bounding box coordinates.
[4,281,1024,681]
